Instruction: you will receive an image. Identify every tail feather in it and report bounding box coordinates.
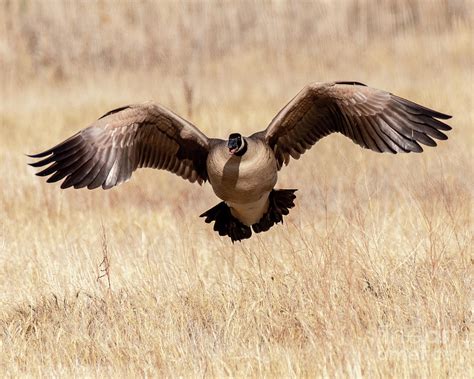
[200,189,297,241]
[200,202,252,242]
[252,189,297,233]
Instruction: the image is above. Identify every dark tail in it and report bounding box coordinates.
[200,189,297,242]
[200,202,252,243]
[252,189,297,234]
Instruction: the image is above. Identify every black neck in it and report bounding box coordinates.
[234,139,247,156]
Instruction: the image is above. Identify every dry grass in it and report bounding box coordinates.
[0,1,473,377]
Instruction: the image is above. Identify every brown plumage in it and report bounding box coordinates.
[29,102,209,189]
[29,81,452,241]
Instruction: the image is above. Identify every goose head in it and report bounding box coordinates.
[227,133,247,156]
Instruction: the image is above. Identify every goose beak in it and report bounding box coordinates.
[227,140,239,155]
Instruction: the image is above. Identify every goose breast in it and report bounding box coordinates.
[207,138,278,204]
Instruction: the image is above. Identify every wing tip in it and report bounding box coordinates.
[60,181,73,190]
[27,151,52,158]
[394,95,453,121]
[46,175,60,184]
[28,161,43,168]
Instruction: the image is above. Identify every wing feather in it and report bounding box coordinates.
[29,102,210,189]
[257,82,452,168]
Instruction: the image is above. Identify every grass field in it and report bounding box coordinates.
[0,1,473,377]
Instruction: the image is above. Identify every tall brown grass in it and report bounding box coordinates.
[0,1,472,377]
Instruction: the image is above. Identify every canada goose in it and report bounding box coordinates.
[29,81,452,242]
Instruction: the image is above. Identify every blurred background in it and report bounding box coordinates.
[1,0,472,147]
[0,1,472,376]
[1,0,472,80]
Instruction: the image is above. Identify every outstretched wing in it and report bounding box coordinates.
[256,81,452,169]
[29,102,210,189]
